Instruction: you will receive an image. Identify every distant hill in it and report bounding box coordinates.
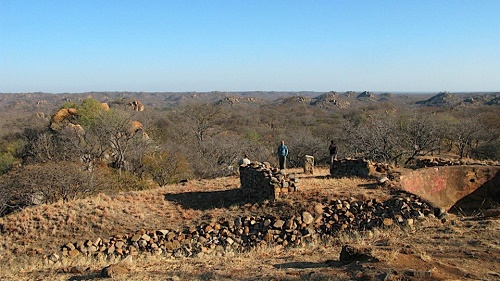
[1,91,498,137]
[416,92,460,107]
[416,92,500,108]
[310,92,351,108]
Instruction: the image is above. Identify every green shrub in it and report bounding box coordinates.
[142,151,192,186]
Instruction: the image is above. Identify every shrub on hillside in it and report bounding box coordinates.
[142,150,193,186]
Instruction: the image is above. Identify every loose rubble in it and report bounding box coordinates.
[51,190,434,264]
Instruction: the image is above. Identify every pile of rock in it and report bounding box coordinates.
[239,162,299,200]
[51,191,434,264]
[317,191,432,236]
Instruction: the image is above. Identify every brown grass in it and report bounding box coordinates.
[1,166,499,280]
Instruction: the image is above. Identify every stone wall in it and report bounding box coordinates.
[410,157,499,169]
[330,158,392,178]
[49,190,434,265]
[239,162,299,201]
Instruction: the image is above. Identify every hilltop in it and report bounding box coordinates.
[0,90,499,280]
[1,167,499,280]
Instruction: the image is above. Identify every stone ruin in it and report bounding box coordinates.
[330,158,393,179]
[304,155,314,175]
[409,157,499,168]
[50,190,435,265]
[48,157,484,265]
[238,162,299,200]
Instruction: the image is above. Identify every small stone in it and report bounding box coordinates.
[302,212,314,225]
[65,243,75,251]
[141,234,151,241]
[131,234,141,242]
[68,249,80,258]
[314,203,324,215]
[273,219,285,229]
[101,263,130,278]
[49,253,60,262]
[115,241,124,249]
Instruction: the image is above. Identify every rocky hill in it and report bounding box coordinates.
[416,91,500,108]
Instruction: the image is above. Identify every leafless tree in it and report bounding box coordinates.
[180,103,222,144]
[453,118,482,159]
[344,113,405,165]
[404,113,439,164]
[280,129,325,167]
[1,161,90,208]
[90,109,148,172]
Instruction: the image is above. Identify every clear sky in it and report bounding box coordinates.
[1,0,499,93]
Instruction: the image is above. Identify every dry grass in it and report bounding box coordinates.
[1,167,500,280]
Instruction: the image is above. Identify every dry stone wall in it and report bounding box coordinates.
[50,190,435,264]
[330,158,392,178]
[410,157,500,168]
[239,162,299,200]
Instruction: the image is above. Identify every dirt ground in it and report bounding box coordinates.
[1,167,499,280]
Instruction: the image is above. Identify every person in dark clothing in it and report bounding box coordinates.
[277,140,289,170]
[329,140,338,164]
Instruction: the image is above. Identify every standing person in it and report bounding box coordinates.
[277,140,289,170]
[329,140,338,164]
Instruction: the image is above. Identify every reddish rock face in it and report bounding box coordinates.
[399,165,500,211]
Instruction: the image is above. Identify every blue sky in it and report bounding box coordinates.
[1,0,499,93]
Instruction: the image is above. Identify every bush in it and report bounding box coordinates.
[472,141,500,161]
[0,152,14,175]
[142,150,192,186]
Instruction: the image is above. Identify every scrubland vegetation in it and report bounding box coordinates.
[0,91,499,280]
[0,91,499,216]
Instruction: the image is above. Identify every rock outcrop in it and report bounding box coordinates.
[129,100,144,111]
[50,108,78,130]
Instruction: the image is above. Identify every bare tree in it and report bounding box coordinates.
[5,161,90,205]
[180,103,222,144]
[404,113,439,165]
[280,129,325,167]
[453,118,482,159]
[344,113,405,165]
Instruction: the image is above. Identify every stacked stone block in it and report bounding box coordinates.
[304,155,314,175]
[330,158,373,178]
[239,162,299,201]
